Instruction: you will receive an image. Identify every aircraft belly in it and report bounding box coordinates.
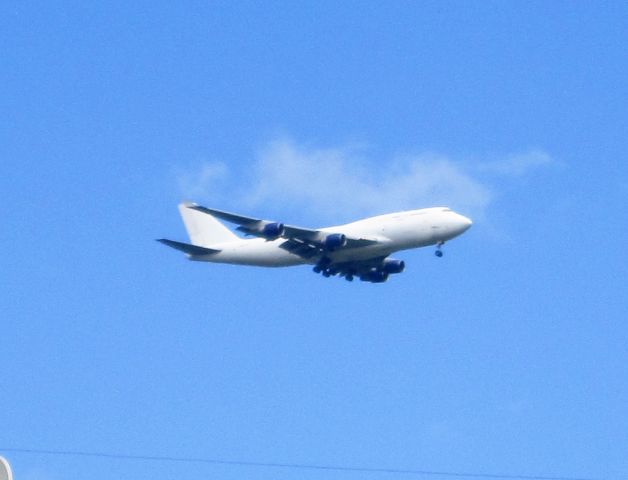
[328,244,393,263]
[204,242,305,267]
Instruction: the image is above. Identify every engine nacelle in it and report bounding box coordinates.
[361,270,389,283]
[382,259,405,274]
[261,222,285,239]
[324,233,347,250]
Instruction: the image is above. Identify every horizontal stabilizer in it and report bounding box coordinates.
[157,239,220,256]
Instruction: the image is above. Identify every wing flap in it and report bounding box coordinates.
[345,238,379,248]
[282,225,321,240]
[279,239,320,258]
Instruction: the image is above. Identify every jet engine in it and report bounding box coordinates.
[382,259,405,274]
[361,270,389,283]
[261,222,285,239]
[324,233,347,250]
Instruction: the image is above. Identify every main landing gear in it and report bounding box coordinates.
[435,241,444,257]
[313,256,331,274]
[313,257,355,281]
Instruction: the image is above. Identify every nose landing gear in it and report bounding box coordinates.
[435,241,444,257]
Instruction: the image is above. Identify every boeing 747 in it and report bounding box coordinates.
[159,203,472,283]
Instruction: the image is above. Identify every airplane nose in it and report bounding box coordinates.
[456,214,472,232]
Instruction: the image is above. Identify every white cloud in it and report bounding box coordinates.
[176,161,228,201]
[478,150,554,176]
[242,140,491,221]
[177,138,552,224]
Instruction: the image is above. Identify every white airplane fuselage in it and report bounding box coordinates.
[190,207,472,267]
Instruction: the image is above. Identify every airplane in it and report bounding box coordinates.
[0,456,12,480]
[158,203,472,283]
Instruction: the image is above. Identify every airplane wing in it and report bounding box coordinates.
[277,236,376,259]
[185,204,261,228]
[185,204,378,256]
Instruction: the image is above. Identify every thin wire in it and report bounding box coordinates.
[0,447,600,480]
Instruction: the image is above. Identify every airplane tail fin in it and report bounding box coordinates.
[0,456,13,480]
[178,202,239,247]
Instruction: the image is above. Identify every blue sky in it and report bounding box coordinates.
[1,1,627,479]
